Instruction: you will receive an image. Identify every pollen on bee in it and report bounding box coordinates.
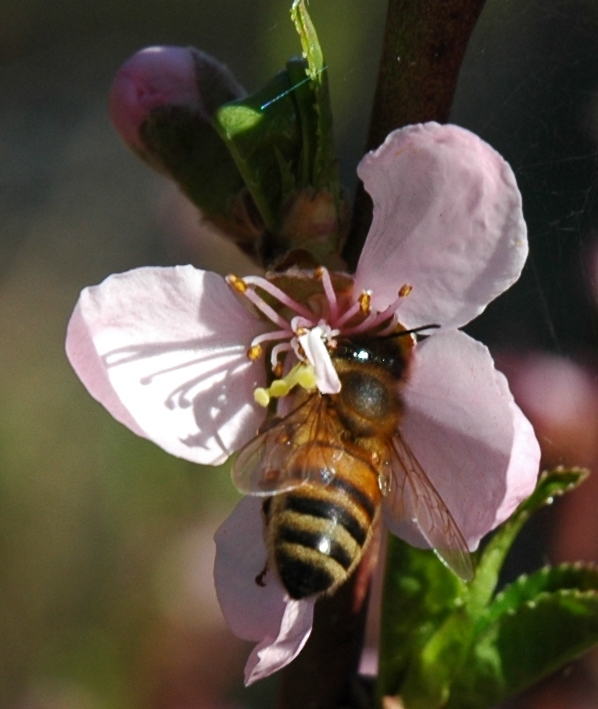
[253,362,317,407]
[399,283,413,297]
[358,291,371,314]
[247,344,262,360]
[226,274,248,293]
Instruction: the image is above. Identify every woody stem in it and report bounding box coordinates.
[275,547,377,709]
[344,0,489,271]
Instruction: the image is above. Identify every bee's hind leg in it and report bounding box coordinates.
[255,497,272,587]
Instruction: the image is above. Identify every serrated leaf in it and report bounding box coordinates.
[483,563,598,629]
[377,535,467,700]
[446,590,598,709]
[468,468,589,613]
[521,467,588,514]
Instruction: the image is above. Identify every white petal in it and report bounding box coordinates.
[298,327,341,394]
[66,266,270,464]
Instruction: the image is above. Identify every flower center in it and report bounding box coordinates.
[226,267,413,404]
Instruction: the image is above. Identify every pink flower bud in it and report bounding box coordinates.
[109,45,244,154]
[109,46,203,152]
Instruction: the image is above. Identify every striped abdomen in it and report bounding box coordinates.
[266,444,381,600]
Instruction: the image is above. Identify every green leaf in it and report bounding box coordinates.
[400,609,475,709]
[377,469,591,708]
[286,56,318,187]
[483,563,598,629]
[290,0,339,194]
[468,467,588,613]
[213,70,302,232]
[446,589,598,709]
[377,535,467,701]
[520,466,588,514]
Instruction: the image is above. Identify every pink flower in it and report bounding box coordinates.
[65,123,540,684]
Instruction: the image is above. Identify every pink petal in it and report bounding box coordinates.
[109,46,204,152]
[493,400,542,526]
[354,123,527,330]
[244,598,314,685]
[213,498,314,684]
[65,266,270,465]
[396,330,539,550]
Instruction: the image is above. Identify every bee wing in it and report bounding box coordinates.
[232,395,342,496]
[382,431,474,582]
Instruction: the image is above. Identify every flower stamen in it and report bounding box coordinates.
[270,342,293,373]
[247,344,262,360]
[242,275,314,320]
[316,266,339,322]
[227,274,291,330]
[334,291,370,328]
[226,274,248,293]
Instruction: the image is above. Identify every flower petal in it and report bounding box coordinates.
[299,327,341,394]
[394,330,539,550]
[66,266,270,464]
[213,498,314,684]
[494,400,542,526]
[354,123,527,330]
[244,599,314,685]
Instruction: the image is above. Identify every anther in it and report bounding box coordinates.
[226,274,248,293]
[272,361,284,378]
[399,284,413,297]
[247,344,262,360]
[359,291,371,314]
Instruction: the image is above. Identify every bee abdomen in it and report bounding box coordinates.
[269,475,377,599]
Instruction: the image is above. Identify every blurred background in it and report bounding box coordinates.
[1,0,598,707]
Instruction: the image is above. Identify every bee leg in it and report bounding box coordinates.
[255,563,269,587]
[261,497,272,524]
[254,497,272,587]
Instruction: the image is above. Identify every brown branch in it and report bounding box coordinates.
[344,0,488,271]
[276,3,489,705]
[275,537,379,709]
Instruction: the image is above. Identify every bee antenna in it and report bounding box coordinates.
[379,324,441,339]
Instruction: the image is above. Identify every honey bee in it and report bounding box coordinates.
[232,332,474,600]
